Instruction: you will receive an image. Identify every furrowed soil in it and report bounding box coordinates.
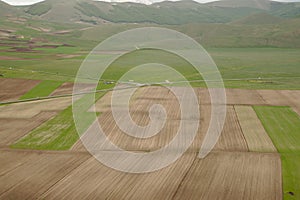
[235,106,277,152]
[1,80,292,199]
[0,78,40,102]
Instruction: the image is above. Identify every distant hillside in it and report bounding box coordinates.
[232,13,284,25]
[270,1,300,18]
[0,1,22,16]
[0,0,300,48]
[208,0,270,10]
[17,0,263,24]
[13,0,299,25]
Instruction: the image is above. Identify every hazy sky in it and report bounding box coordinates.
[1,0,300,5]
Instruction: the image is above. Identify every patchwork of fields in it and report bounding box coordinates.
[0,78,299,199]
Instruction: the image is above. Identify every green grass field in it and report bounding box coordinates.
[254,106,300,200]
[19,80,62,100]
[1,47,300,89]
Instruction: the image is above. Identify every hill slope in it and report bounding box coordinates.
[2,0,297,25]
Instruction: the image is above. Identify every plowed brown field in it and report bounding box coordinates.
[0,79,289,199]
[0,78,40,102]
[173,152,282,200]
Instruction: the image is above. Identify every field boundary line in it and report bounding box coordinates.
[171,154,198,200]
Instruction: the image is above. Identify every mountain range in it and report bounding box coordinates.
[0,0,299,25]
[0,0,300,48]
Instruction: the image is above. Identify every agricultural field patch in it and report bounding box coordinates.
[11,90,106,150]
[0,111,57,147]
[0,78,40,102]
[0,151,89,199]
[254,106,300,199]
[235,106,277,152]
[225,88,265,105]
[254,106,300,153]
[40,153,195,200]
[173,152,282,200]
[19,80,62,100]
[0,97,71,118]
[213,106,248,152]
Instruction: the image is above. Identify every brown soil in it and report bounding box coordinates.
[41,153,196,200]
[0,151,89,199]
[257,90,290,106]
[0,78,40,102]
[0,56,24,60]
[0,86,290,199]
[173,152,282,200]
[214,106,249,152]
[225,88,266,105]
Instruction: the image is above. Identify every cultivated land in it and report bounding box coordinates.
[0,78,40,102]
[235,106,277,152]
[254,106,300,199]
[1,1,300,198]
[1,78,300,199]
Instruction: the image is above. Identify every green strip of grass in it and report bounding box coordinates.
[19,80,62,100]
[281,153,300,200]
[254,106,300,153]
[254,106,300,199]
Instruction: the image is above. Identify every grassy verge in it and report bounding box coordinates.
[254,106,300,199]
[19,80,62,100]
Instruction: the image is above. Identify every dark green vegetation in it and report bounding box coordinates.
[254,106,300,200]
[19,80,62,100]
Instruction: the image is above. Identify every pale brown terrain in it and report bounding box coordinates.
[235,106,277,152]
[2,78,299,199]
[0,97,71,118]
